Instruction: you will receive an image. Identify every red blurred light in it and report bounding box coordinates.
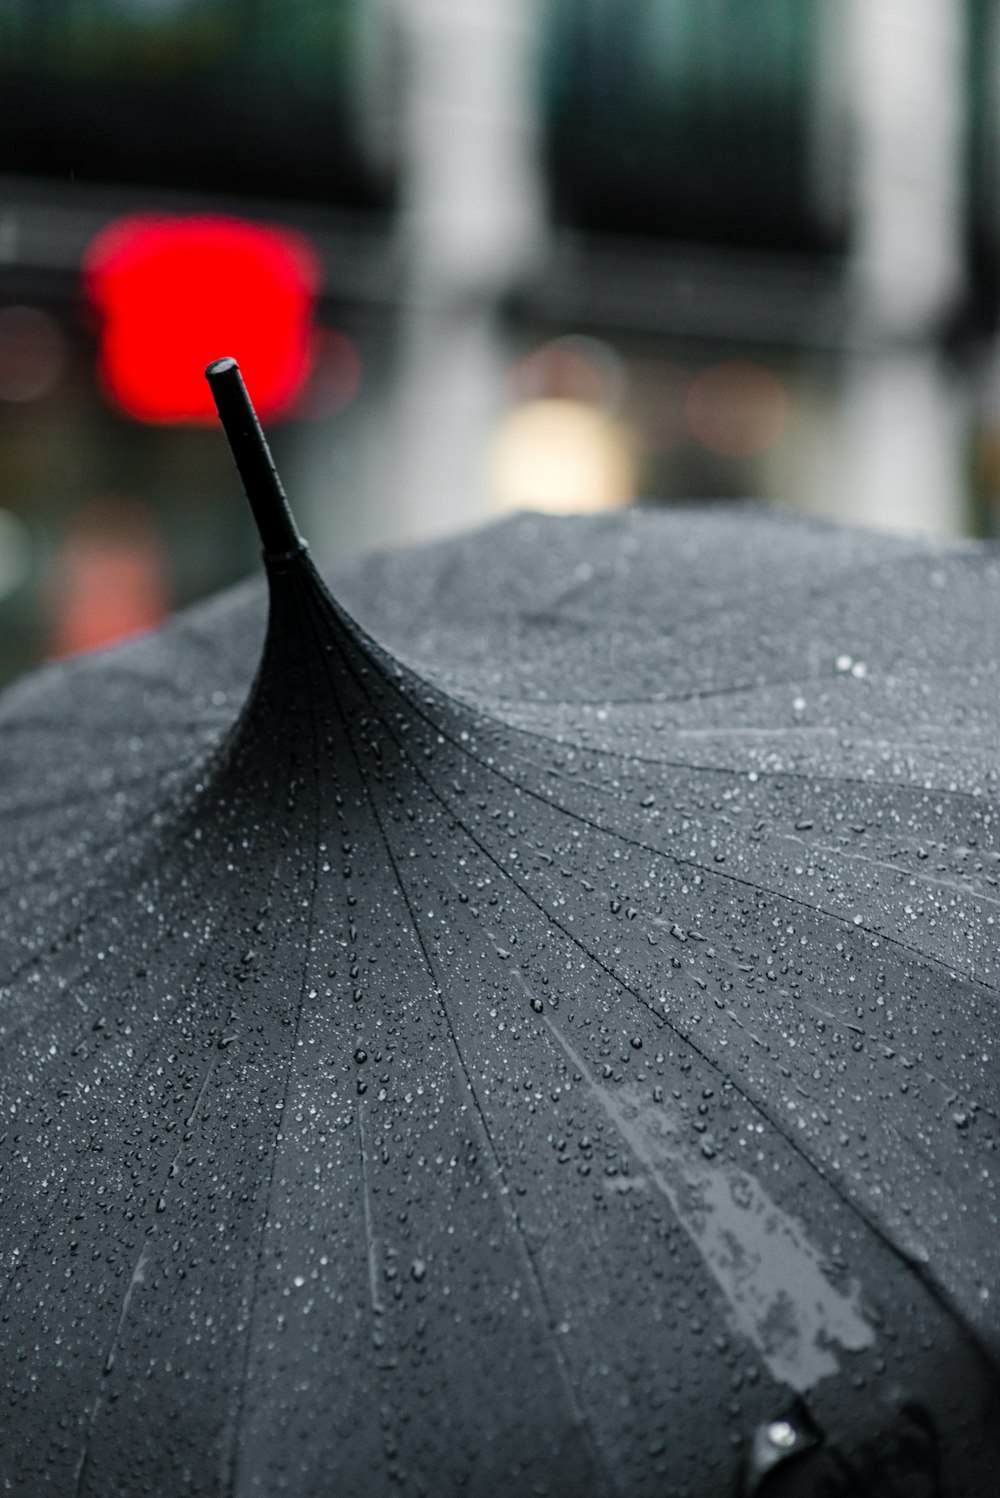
[685,361,788,459]
[508,335,625,411]
[293,328,362,421]
[84,214,321,424]
[45,497,169,659]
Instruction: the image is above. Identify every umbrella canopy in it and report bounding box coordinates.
[1,361,999,1496]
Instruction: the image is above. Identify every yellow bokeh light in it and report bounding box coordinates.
[488,398,636,515]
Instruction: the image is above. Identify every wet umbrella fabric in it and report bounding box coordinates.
[2,391,1000,1493]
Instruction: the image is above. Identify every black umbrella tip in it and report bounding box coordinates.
[205,355,238,379]
[204,357,306,562]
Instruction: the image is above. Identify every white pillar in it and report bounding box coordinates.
[375,0,546,546]
[826,0,967,534]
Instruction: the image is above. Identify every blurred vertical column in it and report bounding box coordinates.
[375,0,546,544]
[831,0,967,533]
[980,0,1000,530]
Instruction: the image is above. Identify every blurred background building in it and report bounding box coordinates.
[1,0,1000,684]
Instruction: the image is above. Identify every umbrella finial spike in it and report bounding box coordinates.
[205,357,306,561]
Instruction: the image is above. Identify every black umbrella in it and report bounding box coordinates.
[1,358,998,1496]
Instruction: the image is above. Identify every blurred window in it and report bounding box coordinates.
[541,0,833,252]
[0,0,387,207]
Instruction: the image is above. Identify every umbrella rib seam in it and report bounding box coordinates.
[225,582,324,1498]
[321,548,1000,805]
[341,641,1000,1000]
[0,794,217,1004]
[0,790,280,1431]
[305,590,624,1498]
[453,702,999,803]
[322,597,1000,1381]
